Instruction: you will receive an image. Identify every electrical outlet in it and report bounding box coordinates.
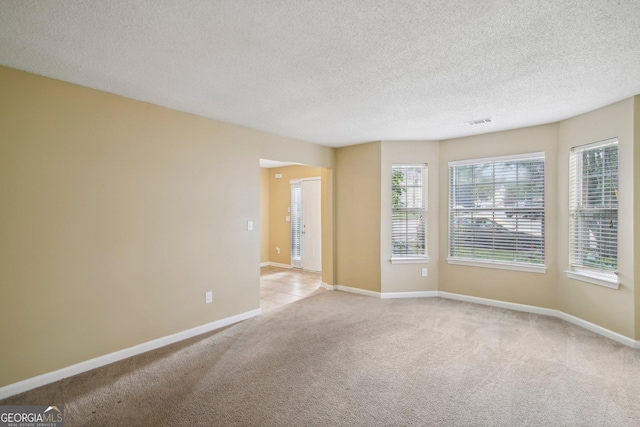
[205,291,212,304]
[247,221,253,231]
[421,268,428,277]
[286,216,290,222]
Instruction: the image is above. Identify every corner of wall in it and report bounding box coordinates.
[437,125,559,310]
[335,142,382,292]
[557,98,635,338]
[634,95,640,340]
[260,168,270,264]
[380,140,440,294]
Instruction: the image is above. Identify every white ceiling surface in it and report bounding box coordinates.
[1,1,639,147]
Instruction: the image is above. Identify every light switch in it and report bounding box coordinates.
[286,216,290,222]
[247,221,253,231]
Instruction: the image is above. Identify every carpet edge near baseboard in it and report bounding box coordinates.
[0,308,262,400]
[4,288,639,400]
[333,286,639,349]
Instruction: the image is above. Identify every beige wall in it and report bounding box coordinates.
[557,98,635,337]
[335,142,382,292]
[260,168,270,263]
[380,141,440,293]
[438,124,559,309]
[0,66,334,387]
[267,165,323,265]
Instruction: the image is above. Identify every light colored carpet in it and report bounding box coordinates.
[3,291,640,426]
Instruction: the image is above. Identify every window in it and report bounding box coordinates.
[391,164,427,262]
[568,138,618,287]
[448,153,545,272]
[290,182,302,266]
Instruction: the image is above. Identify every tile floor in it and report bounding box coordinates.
[260,265,323,312]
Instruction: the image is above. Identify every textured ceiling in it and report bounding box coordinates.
[1,1,639,147]
[259,159,300,169]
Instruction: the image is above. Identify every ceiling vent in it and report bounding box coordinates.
[465,118,492,125]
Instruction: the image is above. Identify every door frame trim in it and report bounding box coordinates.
[290,176,322,271]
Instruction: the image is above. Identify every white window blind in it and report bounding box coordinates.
[449,153,545,267]
[391,164,427,258]
[569,139,618,277]
[290,183,302,263]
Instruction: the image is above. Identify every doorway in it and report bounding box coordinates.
[290,177,322,272]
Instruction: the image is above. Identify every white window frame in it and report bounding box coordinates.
[566,138,619,289]
[447,152,547,273]
[390,164,428,264]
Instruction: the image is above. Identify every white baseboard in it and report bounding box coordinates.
[334,286,437,299]
[320,282,336,291]
[334,285,380,298]
[0,308,262,400]
[554,310,637,348]
[336,286,437,299]
[437,291,556,317]
[262,262,292,269]
[381,291,438,299]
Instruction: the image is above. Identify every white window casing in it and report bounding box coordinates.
[391,164,428,263]
[568,138,619,289]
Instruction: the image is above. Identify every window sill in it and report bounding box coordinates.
[390,256,430,265]
[446,257,547,273]
[565,270,620,290]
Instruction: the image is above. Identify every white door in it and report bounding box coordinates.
[301,179,322,272]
